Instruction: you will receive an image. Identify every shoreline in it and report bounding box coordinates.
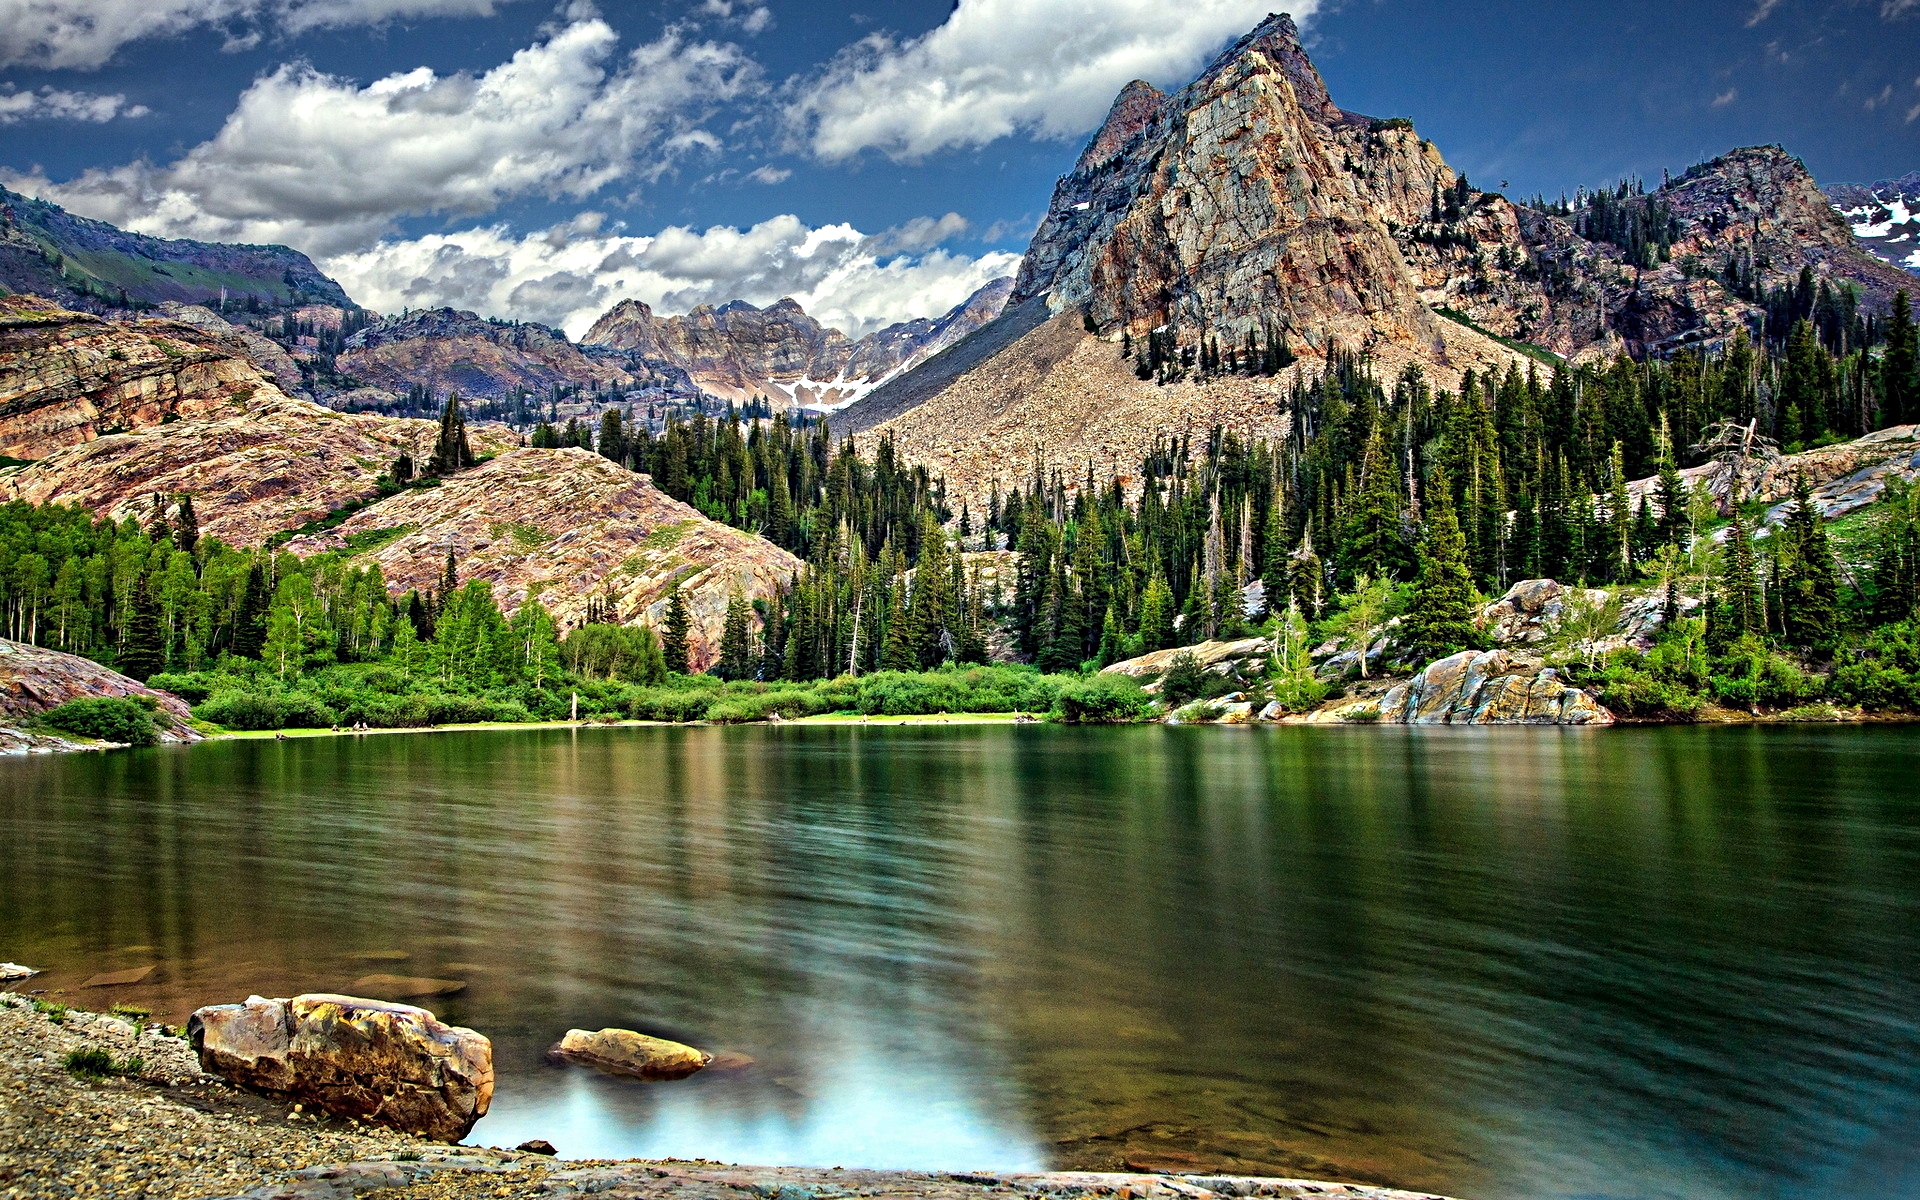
[0,995,1456,1200]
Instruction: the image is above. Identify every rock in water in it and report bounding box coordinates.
[0,962,39,980]
[189,994,493,1142]
[348,974,467,999]
[551,1028,711,1081]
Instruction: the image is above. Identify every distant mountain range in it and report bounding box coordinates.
[1825,173,1920,278]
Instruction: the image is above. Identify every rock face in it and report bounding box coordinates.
[1101,637,1273,690]
[1627,423,1920,520]
[583,279,1012,410]
[1363,650,1613,725]
[188,994,493,1142]
[0,295,295,459]
[153,303,308,397]
[0,387,516,547]
[0,186,351,313]
[551,1028,710,1081]
[284,449,801,668]
[0,637,200,747]
[1013,15,1447,356]
[1827,172,1920,277]
[338,308,697,403]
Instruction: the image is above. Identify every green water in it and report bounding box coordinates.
[1,725,1917,1200]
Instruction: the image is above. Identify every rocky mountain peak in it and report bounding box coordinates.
[1075,80,1166,173]
[1209,11,1344,126]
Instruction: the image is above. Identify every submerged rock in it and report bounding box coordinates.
[189,994,493,1142]
[550,1027,711,1081]
[347,974,466,1000]
[1368,650,1613,726]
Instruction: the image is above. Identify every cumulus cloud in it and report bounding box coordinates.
[322,212,1021,339]
[0,0,511,71]
[696,0,771,34]
[788,0,1321,161]
[0,85,148,123]
[5,17,759,256]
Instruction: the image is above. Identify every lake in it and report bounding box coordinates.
[1,724,1916,1200]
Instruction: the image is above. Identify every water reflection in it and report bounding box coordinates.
[0,725,1916,1200]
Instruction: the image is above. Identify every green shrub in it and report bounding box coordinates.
[1598,669,1705,721]
[41,697,159,746]
[33,1000,67,1023]
[146,672,215,704]
[64,1048,142,1080]
[1052,674,1152,724]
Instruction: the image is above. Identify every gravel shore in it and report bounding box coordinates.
[0,993,1454,1200]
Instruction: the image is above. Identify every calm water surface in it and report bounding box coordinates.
[1,724,1917,1200]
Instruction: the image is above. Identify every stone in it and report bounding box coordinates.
[550,1027,711,1081]
[0,962,39,980]
[82,965,154,987]
[347,975,466,1000]
[1257,701,1285,721]
[189,993,494,1142]
[1375,650,1614,726]
[516,1139,558,1155]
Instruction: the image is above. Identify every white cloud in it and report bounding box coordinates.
[4,17,758,256]
[0,0,513,71]
[0,85,148,123]
[697,0,771,34]
[745,164,791,184]
[788,0,1321,162]
[1710,87,1737,109]
[322,212,1021,339]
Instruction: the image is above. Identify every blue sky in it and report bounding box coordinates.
[0,0,1914,336]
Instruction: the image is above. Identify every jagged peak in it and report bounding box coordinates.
[1203,12,1342,124]
[1074,80,1167,173]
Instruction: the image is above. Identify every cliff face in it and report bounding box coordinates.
[0,186,351,312]
[1012,14,1446,357]
[0,296,292,459]
[284,449,800,669]
[337,308,696,402]
[583,278,1012,409]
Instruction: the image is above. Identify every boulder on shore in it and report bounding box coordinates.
[188,993,493,1142]
[550,1027,711,1081]
[1322,650,1613,726]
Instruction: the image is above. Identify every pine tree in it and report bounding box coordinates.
[1340,424,1411,582]
[425,393,475,476]
[1882,290,1917,426]
[1779,472,1839,649]
[173,494,199,554]
[232,562,270,658]
[661,585,691,674]
[715,592,755,680]
[1720,515,1761,640]
[118,574,166,681]
[1402,471,1484,662]
[1137,572,1176,652]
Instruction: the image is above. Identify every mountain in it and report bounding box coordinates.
[284,449,801,670]
[337,307,698,402]
[582,278,1013,410]
[0,186,352,312]
[1825,172,1920,277]
[836,14,1914,500]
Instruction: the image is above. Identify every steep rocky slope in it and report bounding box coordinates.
[337,308,697,402]
[1826,172,1920,277]
[285,449,800,668]
[0,639,201,750]
[583,278,1012,409]
[0,186,350,312]
[0,295,296,459]
[0,389,518,546]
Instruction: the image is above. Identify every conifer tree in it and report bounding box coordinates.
[1402,471,1484,662]
[1881,290,1916,426]
[233,562,270,658]
[1340,424,1411,582]
[715,592,755,680]
[880,577,915,671]
[118,575,166,681]
[1779,472,1839,649]
[1137,572,1176,652]
[1720,515,1761,640]
[661,585,691,674]
[173,494,199,554]
[426,393,475,476]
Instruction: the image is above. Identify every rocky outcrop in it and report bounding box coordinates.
[1480,579,1689,654]
[283,449,800,667]
[1101,637,1273,690]
[1627,423,1920,519]
[1827,172,1920,277]
[153,303,307,397]
[0,638,200,748]
[188,994,493,1143]
[0,295,297,459]
[583,279,1012,410]
[550,1027,710,1081]
[338,308,696,403]
[0,388,517,547]
[0,186,351,313]
[1334,650,1612,725]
